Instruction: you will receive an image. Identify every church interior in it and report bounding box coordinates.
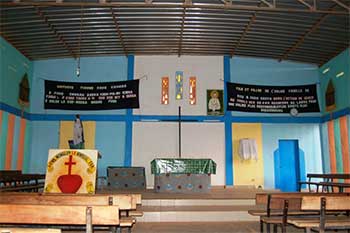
[0,0,349,232]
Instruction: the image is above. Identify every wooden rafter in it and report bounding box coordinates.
[261,0,274,8]
[331,0,350,11]
[230,2,263,56]
[110,8,127,56]
[35,7,76,58]
[296,0,314,10]
[0,1,348,15]
[278,5,338,62]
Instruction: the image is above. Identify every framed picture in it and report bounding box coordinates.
[207,89,224,115]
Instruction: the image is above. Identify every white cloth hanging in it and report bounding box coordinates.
[239,138,258,161]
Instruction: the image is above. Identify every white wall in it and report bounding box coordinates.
[132,122,225,187]
[132,55,226,187]
[134,56,223,115]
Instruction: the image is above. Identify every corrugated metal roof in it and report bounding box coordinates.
[1,0,349,65]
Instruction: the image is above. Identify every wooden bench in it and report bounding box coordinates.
[0,174,45,192]
[248,192,350,233]
[298,173,350,192]
[0,204,119,233]
[0,228,61,233]
[0,192,142,232]
[287,196,350,233]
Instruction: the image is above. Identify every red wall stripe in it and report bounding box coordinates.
[327,120,337,173]
[16,118,26,170]
[5,114,15,170]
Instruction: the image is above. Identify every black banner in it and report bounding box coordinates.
[226,82,320,113]
[44,80,139,110]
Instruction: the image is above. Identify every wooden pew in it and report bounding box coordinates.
[0,204,119,233]
[0,228,61,233]
[248,192,349,233]
[287,196,350,233]
[250,192,349,216]
[0,170,22,176]
[0,174,45,192]
[0,192,142,232]
[298,173,350,192]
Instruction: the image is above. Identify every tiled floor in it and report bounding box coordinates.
[63,221,306,233]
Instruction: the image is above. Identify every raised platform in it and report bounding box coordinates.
[98,186,277,223]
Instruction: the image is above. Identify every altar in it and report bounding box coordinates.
[151,158,216,193]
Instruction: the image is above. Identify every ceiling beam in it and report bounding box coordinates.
[296,0,315,10]
[278,5,338,62]
[110,8,128,56]
[35,7,77,58]
[230,2,264,57]
[330,0,350,11]
[261,0,275,8]
[0,1,348,15]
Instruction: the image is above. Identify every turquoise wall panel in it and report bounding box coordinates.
[320,123,330,173]
[95,121,126,177]
[262,123,322,189]
[29,121,59,173]
[230,56,320,117]
[31,56,128,114]
[319,49,350,112]
[11,115,21,169]
[0,37,32,110]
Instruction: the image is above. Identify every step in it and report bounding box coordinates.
[142,198,255,206]
[136,205,260,222]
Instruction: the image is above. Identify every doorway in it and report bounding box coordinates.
[274,139,305,192]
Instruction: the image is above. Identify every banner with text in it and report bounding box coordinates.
[44,80,139,110]
[226,82,320,113]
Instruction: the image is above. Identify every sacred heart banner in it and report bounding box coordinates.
[44,149,98,194]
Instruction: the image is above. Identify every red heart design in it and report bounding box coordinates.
[57,174,83,193]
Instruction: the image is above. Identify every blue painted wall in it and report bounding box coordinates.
[31,56,128,115]
[28,56,129,174]
[262,123,322,189]
[319,49,350,113]
[95,122,126,177]
[230,56,320,117]
[29,121,60,174]
[0,37,32,110]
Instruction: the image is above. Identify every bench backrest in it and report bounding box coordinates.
[0,170,22,176]
[0,228,61,233]
[0,193,139,210]
[255,192,349,205]
[307,173,350,180]
[268,197,302,211]
[301,196,350,211]
[0,204,119,225]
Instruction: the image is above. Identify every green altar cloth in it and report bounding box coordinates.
[151,158,216,175]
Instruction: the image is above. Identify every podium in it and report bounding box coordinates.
[151,158,216,193]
